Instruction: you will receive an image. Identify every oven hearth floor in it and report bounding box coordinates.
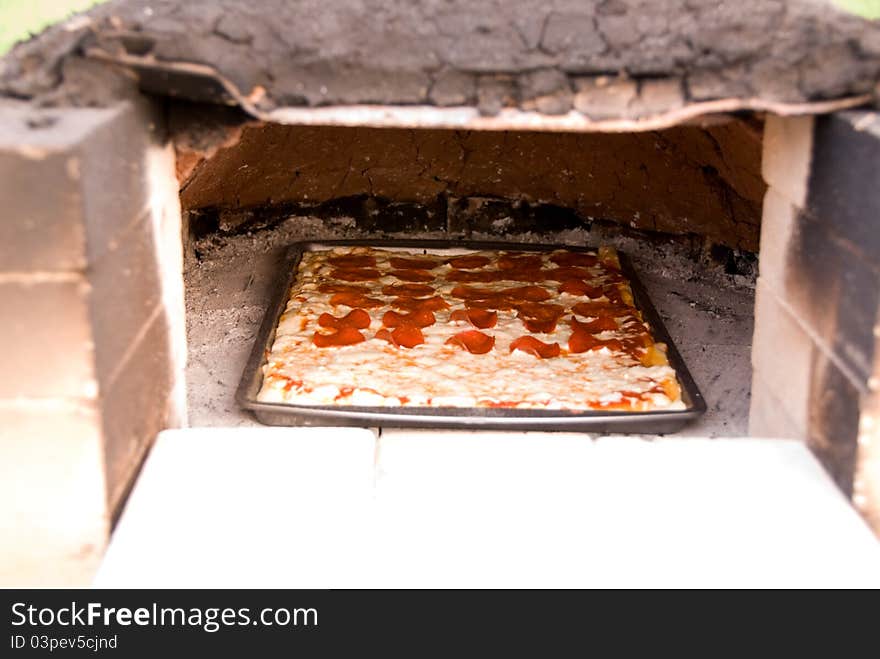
[97,428,880,587]
[184,221,755,436]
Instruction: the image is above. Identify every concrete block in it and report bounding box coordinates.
[807,111,880,264]
[784,211,879,388]
[762,114,814,207]
[0,400,107,586]
[79,98,166,263]
[89,210,162,385]
[749,373,807,440]
[0,276,96,399]
[100,309,175,513]
[750,278,815,431]
[807,350,863,497]
[0,103,113,272]
[757,186,798,289]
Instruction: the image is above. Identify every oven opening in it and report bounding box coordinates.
[178,111,762,439]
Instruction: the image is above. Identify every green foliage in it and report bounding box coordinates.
[834,0,880,20]
[0,0,108,55]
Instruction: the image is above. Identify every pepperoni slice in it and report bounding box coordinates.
[391,269,435,282]
[318,283,372,295]
[545,267,596,282]
[520,317,554,333]
[466,296,518,312]
[317,308,371,330]
[516,302,566,334]
[450,285,499,300]
[445,330,495,354]
[329,292,384,308]
[502,285,553,302]
[549,251,598,267]
[445,270,508,283]
[558,279,604,298]
[509,336,561,358]
[450,285,551,302]
[389,257,441,270]
[382,309,436,328]
[381,283,435,297]
[572,301,632,318]
[375,326,425,348]
[499,269,547,283]
[497,254,544,271]
[329,268,382,282]
[390,296,450,312]
[312,326,366,347]
[517,302,565,320]
[449,308,498,329]
[447,255,491,269]
[327,254,377,268]
[569,317,624,354]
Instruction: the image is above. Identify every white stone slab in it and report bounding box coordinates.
[95,427,377,588]
[96,428,880,588]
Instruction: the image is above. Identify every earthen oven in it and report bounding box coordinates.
[2,0,880,584]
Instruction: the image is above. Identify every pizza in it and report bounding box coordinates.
[256,245,685,411]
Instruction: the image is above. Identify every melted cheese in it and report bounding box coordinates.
[257,246,686,411]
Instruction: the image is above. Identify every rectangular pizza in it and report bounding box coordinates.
[256,245,685,412]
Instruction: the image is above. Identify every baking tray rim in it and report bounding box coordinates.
[235,239,707,427]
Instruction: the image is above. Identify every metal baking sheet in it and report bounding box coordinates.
[236,240,706,433]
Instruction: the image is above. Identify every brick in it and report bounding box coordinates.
[89,211,163,385]
[0,401,107,586]
[807,111,880,265]
[807,351,863,497]
[762,114,814,207]
[101,309,176,513]
[750,279,815,431]
[0,276,96,399]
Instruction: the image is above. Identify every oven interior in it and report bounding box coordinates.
[178,110,761,437]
